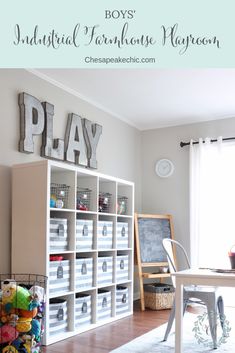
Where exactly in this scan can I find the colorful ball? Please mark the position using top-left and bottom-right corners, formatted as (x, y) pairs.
(50, 198), (56, 208)
(0, 325), (19, 343)
(16, 317), (32, 332)
(30, 319), (41, 339)
(19, 308), (37, 318)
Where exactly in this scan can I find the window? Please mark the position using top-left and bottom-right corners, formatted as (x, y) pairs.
(190, 138), (235, 269)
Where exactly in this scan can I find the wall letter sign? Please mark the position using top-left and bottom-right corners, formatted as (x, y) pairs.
(41, 102), (65, 161)
(83, 118), (102, 169)
(19, 93), (45, 153)
(18, 92), (102, 169)
(64, 113), (88, 166)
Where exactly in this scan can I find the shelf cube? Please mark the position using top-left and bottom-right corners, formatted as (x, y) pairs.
(76, 258), (93, 290)
(97, 221), (113, 249)
(116, 222), (129, 249)
(76, 219), (93, 251)
(116, 255), (129, 283)
(49, 260), (70, 295)
(97, 256), (113, 286)
(97, 290), (111, 321)
(50, 218), (68, 252)
(49, 298), (68, 336)
(116, 286), (129, 315)
(75, 294), (92, 328)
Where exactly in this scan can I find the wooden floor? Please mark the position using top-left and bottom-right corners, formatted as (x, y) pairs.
(43, 301), (170, 353)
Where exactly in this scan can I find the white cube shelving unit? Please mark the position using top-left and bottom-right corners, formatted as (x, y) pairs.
(11, 160), (134, 345)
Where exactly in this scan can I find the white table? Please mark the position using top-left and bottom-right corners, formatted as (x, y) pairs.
(173, 269), (235, 353)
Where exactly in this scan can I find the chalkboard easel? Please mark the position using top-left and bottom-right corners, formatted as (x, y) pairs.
(134, 213), (174, 311)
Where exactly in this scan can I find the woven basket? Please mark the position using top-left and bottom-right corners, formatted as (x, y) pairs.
(144, 291), (174, 310)
(144, 283), (174, 310)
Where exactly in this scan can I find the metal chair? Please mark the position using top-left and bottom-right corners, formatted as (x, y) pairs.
(162, 238), (224, 349)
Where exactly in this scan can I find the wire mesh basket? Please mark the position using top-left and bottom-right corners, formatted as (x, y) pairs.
(0, 274), (47, 353)
(117, 196), (128, 215)
(99, 192), (112, 213)
(77, 187), (92, 211)
(50, 183), (70, 209)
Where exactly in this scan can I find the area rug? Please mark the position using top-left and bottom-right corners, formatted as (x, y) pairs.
(110, 310), (235, 353)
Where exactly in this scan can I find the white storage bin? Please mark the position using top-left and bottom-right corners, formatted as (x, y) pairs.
(116, 255), (129, 282)
(76, 258), (93, 290)
(97, 256), (113, 286)
(97, 221), (113, 249)
(116, 286), (129, 315)
(50, 218), (68, 252)
(75, 294), (92, 328)
(97, 290), (111, 321)
(49, 298), (68, 336)
(116, 222), (129, 249)
(76, 219), (93, 251)
(49, 259), (70, 295)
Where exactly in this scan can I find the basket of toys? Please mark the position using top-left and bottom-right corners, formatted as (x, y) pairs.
(99, 192), (112, 213)
(117, 196), (128, 215)
(50, 183), (70, 209)
(77, 187), (92, 211)
(0, 274), (47, 353)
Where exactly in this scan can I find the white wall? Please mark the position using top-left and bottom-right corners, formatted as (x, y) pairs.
(0, 69), (142, 272)
(142, 117), (235, 257)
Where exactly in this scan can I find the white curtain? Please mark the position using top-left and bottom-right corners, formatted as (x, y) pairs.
(190, 137), (235, 269)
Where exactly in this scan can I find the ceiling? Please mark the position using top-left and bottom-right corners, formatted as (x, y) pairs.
(33, 69), (235, 131)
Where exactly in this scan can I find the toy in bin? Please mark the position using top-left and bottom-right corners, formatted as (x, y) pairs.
(50, 255), (64, 261)
(50, 194), (64, 209)
(77, 188), (91, 211)
(0, 275), (46, 353)
(77, 201), (87, 211)
(99, 193), (112, 213)
(50, 183), (70, 209)
(117, 196), (128, 215)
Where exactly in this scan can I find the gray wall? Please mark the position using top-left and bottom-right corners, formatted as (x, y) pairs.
(0, 69), (142, 272)
(1, 68), (235, 297)
(142, 117), (235, 257)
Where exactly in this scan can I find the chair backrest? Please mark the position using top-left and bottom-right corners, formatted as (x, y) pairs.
(162, 238), (191, 288)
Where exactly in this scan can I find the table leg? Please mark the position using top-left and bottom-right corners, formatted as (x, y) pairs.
(175, 278), (183, 353)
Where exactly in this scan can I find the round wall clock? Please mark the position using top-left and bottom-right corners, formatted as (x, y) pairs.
(155, 159), (174, 178)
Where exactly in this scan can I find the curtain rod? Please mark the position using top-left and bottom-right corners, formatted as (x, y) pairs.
(180, 137), (235, 148)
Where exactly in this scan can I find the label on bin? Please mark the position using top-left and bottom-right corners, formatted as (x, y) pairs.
(57, 265), (64, 278)
(83, 224), (89, 236)
(120, 260), (125, 270)
(58, 224), (65, 236)
(122, 294), (127, 303)
(102, 297), (107, 308)
(81, 263), (87, 275)
(57, 307), (64, 321)
(102, 261), (107, 272)
(82, 302), (88, 314)
(102, 225), (108, 236)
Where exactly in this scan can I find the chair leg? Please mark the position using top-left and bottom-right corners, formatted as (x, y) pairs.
(163, 299), (175, 341)
(183, 299), (188, 315)
(206, 300), (218, 350)
(217, 296), (225, 330)
(163, 298), (188, 341)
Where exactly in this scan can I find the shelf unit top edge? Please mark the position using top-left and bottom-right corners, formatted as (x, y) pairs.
(12, 160), (48, 169)
(12, 160), (134, 186)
